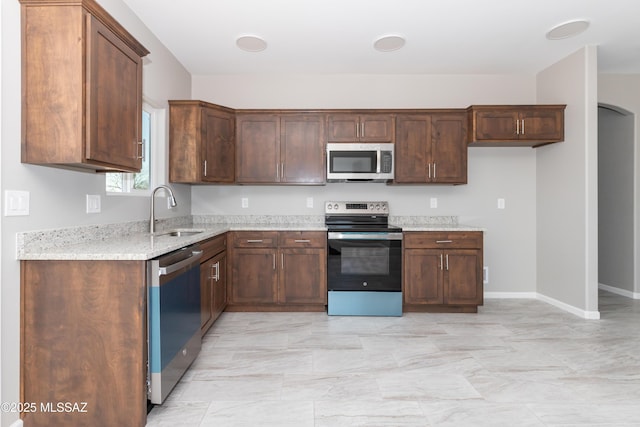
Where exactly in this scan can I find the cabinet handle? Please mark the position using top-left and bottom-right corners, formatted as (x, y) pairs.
(273, 253), (276, 270)
(428, 163), (431, 179)
(516, 119), (520, 135)
(246, 239), (263, 243)
(446, 254), (449, 271)
(203, 160), (208, 177)
(294, 239), (311, 243)
(436, 240), (453, 244)
(276, 162), (279, 179)
(440, 254), (443, 270)
(136, 140), (145, 160)
(212, 261), (220, 281)
(281, 163), (285, 180)
(521, 119), (525, 135)
(361, 122), (365, 138)
(433, 162), (436, 179)
(281, 253), (284, 269)
(356, 121), (360, 138)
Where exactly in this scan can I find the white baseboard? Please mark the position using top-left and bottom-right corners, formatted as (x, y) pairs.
(484, 291), (601, 319)
(9, 419), (24, 427)
(599, 283), (640, 299)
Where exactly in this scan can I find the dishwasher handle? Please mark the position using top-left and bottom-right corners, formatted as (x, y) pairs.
(158, 249), (203, 276)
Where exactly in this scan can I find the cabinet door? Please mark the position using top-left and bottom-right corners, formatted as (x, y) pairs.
(359, 114), (394, 142)
(444, 249), (483, 305)
(473, 110), (519, 142)
(86, 15), (143, 171)
(211, 252), (227, 321)
(281, 115), (326, 184)
(230, 248), (278, 304)
(430, 113), (467, 184)
(519, 108), (564, 142)
(403, 249), (444, 304)
(279, 248), (327, 304)
(327, 114), (360, 142)
(203, 108), (235, 183)
(236, 114), (280, 183)
(200, 259), (214, 333)
(394, 115), (430, 183)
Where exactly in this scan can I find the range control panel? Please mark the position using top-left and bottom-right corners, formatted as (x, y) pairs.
(325, 201), (389, 215)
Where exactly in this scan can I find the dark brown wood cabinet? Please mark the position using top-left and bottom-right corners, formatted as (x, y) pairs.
(403, 231), (483, 312)
(467, 105), (566, 147)
(235, 113), (325, 184)
(170, 101), (235, 184)
(327, 114), (394, 143)
(21, 260), (148, 427)
(394, 113), (467, 184)
(228, 231), (327, 310)
(19, 0), (149, 172)
(200, 234), (228, 334)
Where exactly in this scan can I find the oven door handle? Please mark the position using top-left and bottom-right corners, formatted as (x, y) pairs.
(328, 232), (403, 241)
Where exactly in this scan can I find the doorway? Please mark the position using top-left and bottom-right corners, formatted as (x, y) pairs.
(598, 104), (636, 299)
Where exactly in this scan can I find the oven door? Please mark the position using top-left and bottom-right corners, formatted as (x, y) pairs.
(327, 232), (402, 291)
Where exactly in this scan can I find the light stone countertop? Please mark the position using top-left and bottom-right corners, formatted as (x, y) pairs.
(17, 215), (483, 261)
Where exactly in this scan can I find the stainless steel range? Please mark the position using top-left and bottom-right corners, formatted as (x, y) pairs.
(325, 201), (403, 316)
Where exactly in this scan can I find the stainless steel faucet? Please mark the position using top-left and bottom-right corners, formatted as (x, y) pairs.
(150, 185), (177, 234)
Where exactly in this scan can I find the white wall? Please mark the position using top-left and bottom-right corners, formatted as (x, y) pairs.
(536, 46), (600, 317)
(599, 74), (640, 296)
(0, 0), (192, 425)
(191, 74), (539, 297)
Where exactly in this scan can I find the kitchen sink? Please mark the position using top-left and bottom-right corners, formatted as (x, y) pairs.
(155, 229), (204, 237)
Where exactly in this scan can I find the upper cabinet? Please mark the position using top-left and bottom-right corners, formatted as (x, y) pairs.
(467, 105), (566, 147)
(327, 114), (394, 143)
(394, 112), (467, 184)
(236, 112), (325, 184)
(169, 101), (235, 184)
(19, 0), (149, 172)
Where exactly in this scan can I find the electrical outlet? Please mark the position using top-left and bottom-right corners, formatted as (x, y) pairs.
(306, 197), (314, 208)
(483, 266), (489, 284)
(430, 198), (438, 209)
(241, 197), (249, 208)
(497, 198), (505, 209)
(86, 194), (101, 214)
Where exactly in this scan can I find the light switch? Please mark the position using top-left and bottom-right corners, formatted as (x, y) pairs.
(5, 190), (30, 216)
(86, 194), (101, 214)
(430, 198), (438, 209)
(241, 197), (249, 208)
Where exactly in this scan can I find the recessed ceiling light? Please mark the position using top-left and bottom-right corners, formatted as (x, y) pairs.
(236, 35), (267, 52)
(546, 20), (590, 40)
(374, 35), (406, 52)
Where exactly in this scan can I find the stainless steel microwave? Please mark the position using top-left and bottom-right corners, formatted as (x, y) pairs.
(326, 143), (394, 182)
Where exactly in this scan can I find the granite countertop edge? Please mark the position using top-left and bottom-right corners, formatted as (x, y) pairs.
(17, 215), (484, 261)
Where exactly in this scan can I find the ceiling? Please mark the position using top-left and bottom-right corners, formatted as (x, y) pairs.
(121, 0), (640, 75)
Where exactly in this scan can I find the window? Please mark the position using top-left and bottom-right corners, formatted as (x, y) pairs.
(106, 101), (165, 195)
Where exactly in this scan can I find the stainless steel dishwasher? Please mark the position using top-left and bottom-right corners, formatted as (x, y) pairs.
(147, 244), (203, 404)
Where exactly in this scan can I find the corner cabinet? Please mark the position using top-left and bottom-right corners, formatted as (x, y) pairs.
(169, 101), (235, 184)
(394, 112), (467, 184)
(19, 0), (150, 172)
(235, 112), (326, 184)
(467, 105), (566, 147)
(228, 231), (327, 311)
(403, 231), (483, 312)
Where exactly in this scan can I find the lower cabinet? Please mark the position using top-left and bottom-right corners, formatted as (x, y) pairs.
(200, 234), (227, 335)
(228, 231), (327, 311)
(403, 231), (483, 312)
(21, 260), (148, 427)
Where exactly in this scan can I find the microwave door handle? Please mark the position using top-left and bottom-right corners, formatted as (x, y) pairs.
(376, 150), (381, 173)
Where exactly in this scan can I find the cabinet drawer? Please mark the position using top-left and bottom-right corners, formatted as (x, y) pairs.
(232, 231), (278, 248)
(279, 231), (327, 248)
(200, 233), (226, 261)
(404, 231), (482, 249)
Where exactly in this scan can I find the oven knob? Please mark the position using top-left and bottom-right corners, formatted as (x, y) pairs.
(369, 204), (373, 210)
(333, 203), (339, 210)
(375, 204), (381, 210)
(362, 281), (368, 287)
(327, 204), (332, 210)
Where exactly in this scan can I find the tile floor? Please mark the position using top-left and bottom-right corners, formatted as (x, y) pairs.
(146, 290), (640, 426)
